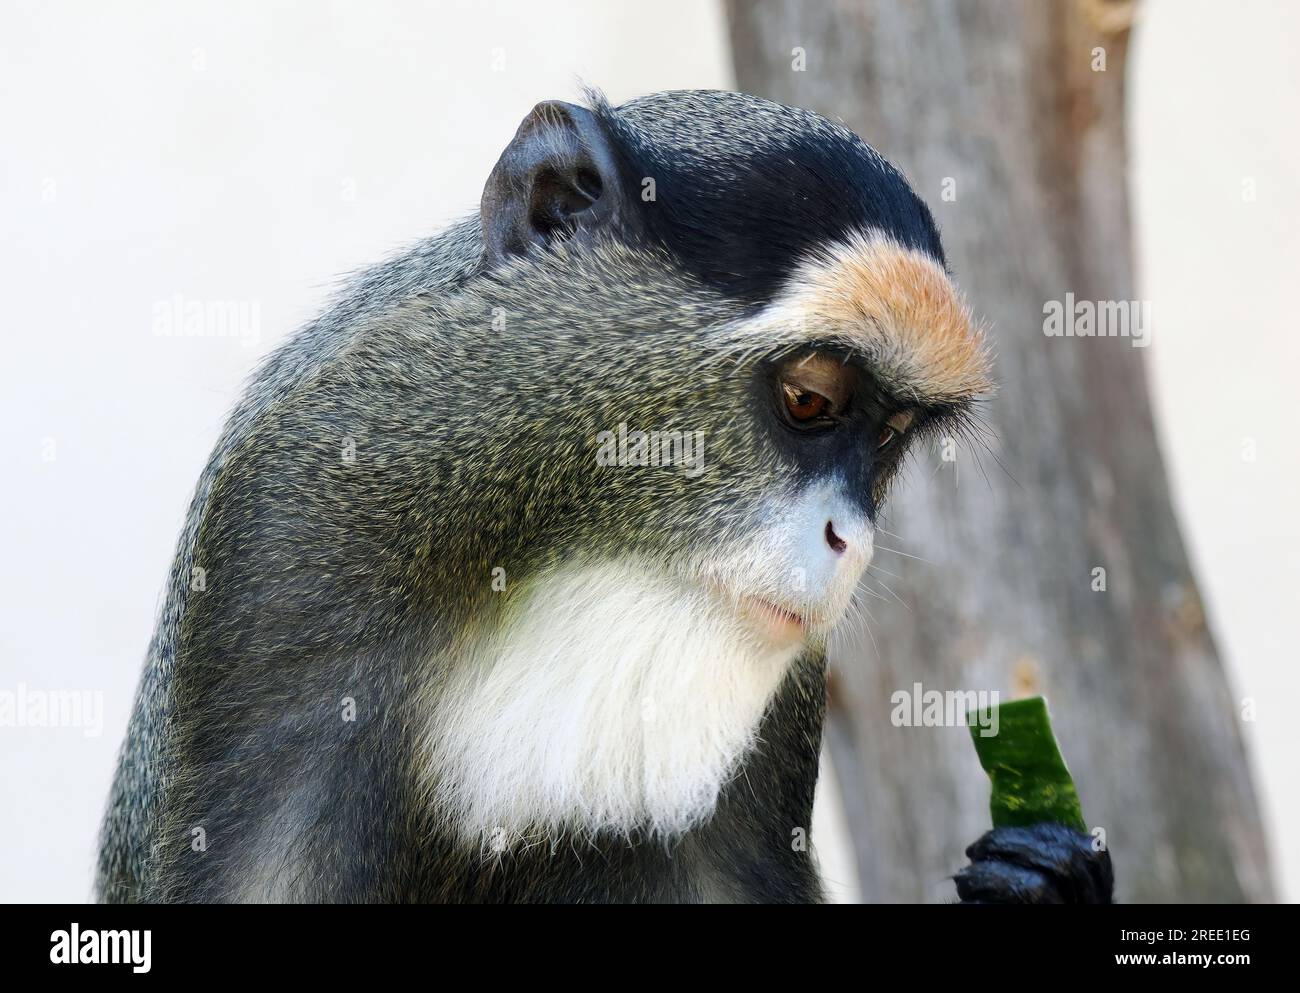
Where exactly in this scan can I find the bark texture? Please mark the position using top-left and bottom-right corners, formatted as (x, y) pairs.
(727, 0), (1274, 902)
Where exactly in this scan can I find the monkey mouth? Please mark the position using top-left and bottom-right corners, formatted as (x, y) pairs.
(736, 594), (810, 645)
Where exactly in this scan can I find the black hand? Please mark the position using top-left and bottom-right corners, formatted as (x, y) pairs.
(954, 822), (1113, 904)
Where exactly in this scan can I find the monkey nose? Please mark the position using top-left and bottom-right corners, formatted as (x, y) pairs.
(825, 520), (848, 554)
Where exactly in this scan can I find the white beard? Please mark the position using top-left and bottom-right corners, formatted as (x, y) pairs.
(420, 559), (803, 848)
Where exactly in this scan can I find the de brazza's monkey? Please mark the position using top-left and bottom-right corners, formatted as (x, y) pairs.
(99, 89), (1113, 904)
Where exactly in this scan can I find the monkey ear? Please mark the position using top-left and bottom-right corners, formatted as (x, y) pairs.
(480, 100), (624, 263)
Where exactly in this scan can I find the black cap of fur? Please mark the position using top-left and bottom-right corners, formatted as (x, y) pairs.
(588, 89), (945, 305)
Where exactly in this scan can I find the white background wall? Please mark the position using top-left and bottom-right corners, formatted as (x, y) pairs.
(1130, 0), (1300, 903)
(1, 0), (1294, 902)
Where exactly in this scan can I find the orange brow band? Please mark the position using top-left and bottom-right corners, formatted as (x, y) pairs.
(728, 231), (993, 404)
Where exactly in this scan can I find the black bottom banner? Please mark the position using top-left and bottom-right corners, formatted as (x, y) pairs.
(2, 902), (1286, 981)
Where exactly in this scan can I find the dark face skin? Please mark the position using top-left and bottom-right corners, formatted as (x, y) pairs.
(758, 350), (930, 522)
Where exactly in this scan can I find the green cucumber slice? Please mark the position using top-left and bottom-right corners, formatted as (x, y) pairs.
(968, 696), (1086, 833)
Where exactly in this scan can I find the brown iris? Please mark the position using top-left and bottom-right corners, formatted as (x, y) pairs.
(877, 411), (914, 450)
(782, 383), (830, 422)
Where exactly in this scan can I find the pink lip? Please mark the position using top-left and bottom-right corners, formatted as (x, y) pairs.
(749, 597), (805, 625)
(739, 594), (809, 639)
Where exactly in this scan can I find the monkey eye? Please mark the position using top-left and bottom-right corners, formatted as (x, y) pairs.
(877, 410), (915, 450)
(782, 383), (832, 423)
(776, 353), (855, 430)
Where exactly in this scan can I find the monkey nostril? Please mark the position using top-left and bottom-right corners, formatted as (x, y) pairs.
(825, 520), (847, 554)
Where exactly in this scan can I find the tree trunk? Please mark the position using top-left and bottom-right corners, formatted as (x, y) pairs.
(727, 0), (1274, 902)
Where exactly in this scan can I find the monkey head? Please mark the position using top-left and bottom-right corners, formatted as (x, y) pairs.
(433, 89), (992, 653)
